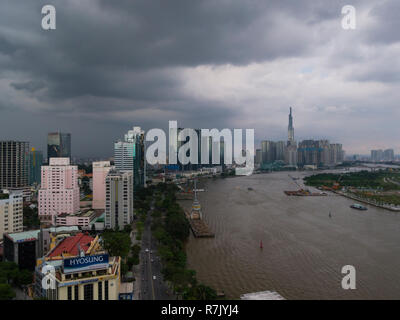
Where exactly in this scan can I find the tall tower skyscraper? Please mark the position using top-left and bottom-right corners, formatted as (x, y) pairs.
(105, 170), (133, 230)
(29, 147), (43, 186)
(114, 127), (146, 188)
(0, 141), (30, 189)
(47, 132), (71, 163)
(285, 107), (297, 167)
(288, 107), (295, 144)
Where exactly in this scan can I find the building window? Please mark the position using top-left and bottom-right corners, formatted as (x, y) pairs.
(67, 286), (72, 300)
(84, 284), (94, 300)
(98, 281), (103, 300)
(74, 285), (79, 300)
(105, 280), (109, 300)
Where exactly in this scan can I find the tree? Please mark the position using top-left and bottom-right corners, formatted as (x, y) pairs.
(101, 231), (131, 258)
(0, 284), (15, 300)
(15, 269), (33, 287)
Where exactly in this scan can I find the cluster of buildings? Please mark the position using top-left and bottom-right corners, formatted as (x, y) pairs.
(370, 149), (395, 162)
(255, 108), (345, 169)
(0, 128), (148, 299)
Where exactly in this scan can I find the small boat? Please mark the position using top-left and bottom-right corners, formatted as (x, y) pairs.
(350, 203), (367, 211)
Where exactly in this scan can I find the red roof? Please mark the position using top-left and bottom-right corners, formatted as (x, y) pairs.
(49, 233), (94, 258)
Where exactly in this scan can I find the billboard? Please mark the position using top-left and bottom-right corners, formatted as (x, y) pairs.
(63, 254), (109, 274)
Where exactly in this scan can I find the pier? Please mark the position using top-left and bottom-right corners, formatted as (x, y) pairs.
(284, 189), (327, 196)
(185, 210), (215, 238)
(185, 179), (215, 238)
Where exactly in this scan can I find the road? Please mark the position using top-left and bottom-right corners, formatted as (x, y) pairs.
(139, 205), (175, 300)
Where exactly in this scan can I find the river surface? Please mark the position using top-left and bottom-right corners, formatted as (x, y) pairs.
(184, 171), (400, 299)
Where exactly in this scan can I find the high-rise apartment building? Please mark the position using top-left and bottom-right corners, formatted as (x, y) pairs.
(275, 141), (286, 161)
(330, 143), (344, 165)
(0, 190), (23, 236)
(0, 141), (30, 189)
(261, 141), (276, 164)
(371, 149), (384, 162)
(29, 147), (43, 186)
(297, 140), (343, 167)
(105, 170), (133, 230)
(114, 127), (145, 188)
(92, 161), (112, 210)
(384, 149), (394, 161)
(255, 149), (262, 165)
(38, 158), (79, 225)
(47, 132), (71, 163)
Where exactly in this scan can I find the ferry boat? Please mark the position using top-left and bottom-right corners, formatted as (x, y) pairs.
(350, 203), (367, 211)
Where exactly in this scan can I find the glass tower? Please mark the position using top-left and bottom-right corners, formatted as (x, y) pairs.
(47, 132), (71, 162)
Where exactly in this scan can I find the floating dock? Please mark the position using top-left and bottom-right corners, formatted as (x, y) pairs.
(185, 210), (215, 238)
(284, 189), (327, 196)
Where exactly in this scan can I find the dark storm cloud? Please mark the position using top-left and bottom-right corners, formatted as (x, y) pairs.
(10, 80), (46, 92)
(0, 0), (399, 156)
(1, 0), (341, 102)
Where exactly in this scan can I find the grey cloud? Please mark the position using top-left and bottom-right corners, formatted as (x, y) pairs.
(0, 0), (399, 157)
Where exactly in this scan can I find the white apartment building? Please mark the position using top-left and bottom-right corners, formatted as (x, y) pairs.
(0, 190), (23, 236)
(92, 161), (112, 210)
(38, 158), (79, 225)
(105, 170), (133, 230)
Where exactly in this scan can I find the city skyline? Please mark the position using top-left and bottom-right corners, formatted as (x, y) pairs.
(1, 1), (400, 157)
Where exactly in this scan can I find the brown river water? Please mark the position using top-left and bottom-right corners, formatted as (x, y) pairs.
(183, 171), (400, 299)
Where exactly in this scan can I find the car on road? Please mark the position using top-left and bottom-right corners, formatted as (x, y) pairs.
(145, 248), (149, 252)
(153, 276), (156, 280)
(151, 259), (154, 263)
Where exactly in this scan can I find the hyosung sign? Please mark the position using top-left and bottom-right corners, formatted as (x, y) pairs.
(63, 254), (109, 274)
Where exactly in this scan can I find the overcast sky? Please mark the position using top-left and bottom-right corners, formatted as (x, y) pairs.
(0, 0), (399, 157)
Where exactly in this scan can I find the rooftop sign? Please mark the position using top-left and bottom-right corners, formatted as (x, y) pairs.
(63, 254), (109, 274)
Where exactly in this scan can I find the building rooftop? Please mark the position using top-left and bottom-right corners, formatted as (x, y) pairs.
(46, 226), (79, 233)
(6, 230), (41, 243)
(48, 233), (94, 258)
(240, 291), (285, 300)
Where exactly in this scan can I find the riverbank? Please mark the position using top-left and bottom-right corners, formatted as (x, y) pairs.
(333, 190), (400, 212)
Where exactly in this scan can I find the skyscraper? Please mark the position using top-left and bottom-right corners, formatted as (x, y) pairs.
(384, 149), (394, 161)
(0, 141), (30, 189)
(114, 127), (146, 188)
(371, 149), (384, 162)
(285, 107), (297, 166)
(47, 132), (71, 163)
(288, 107), (295, 144)
(29, 147), (43, 186)
(261, 141), (276, 164)
(105, 170), (133, 230)
(38, 158), (79, 225)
